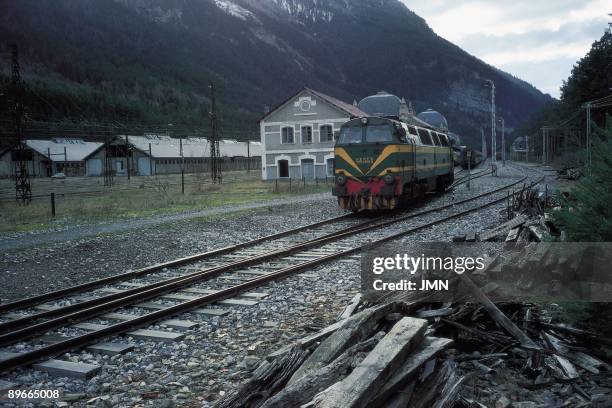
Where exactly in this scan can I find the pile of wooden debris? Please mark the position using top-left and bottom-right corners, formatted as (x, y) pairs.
(455, 185), (563, 243)
(215, 273), (611, 408)
(557, 168), (582, 181)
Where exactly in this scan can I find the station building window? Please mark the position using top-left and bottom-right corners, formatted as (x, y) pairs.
(281, 127), (294, 144)
(301, 126), (313, 144)
(320, 125), (333, 142)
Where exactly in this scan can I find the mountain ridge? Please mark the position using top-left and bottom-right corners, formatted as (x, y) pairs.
(0, 0), (551, 146)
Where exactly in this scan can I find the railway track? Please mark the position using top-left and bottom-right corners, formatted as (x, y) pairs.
(0, 171), (540, 375)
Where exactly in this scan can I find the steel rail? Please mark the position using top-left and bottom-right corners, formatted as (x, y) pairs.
(0, 175), (544, 374)
(0, 175), (530, 343)
(0, 213), (358, 314)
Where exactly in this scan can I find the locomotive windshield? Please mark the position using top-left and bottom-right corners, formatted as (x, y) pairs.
(338, 126), (363, 144)
(365, 124), (394, 143)
(337, 122), (396, 145)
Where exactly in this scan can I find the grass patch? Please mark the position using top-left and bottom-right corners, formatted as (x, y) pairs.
(0, 177), (331, 233)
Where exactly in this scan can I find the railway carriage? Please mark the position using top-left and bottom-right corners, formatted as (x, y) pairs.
(332, 116), (454, 211)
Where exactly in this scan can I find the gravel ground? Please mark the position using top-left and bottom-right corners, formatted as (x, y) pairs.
(0, 192), (333, 253)
(0, 162), (559, 407)
(0, 194), (344, 303)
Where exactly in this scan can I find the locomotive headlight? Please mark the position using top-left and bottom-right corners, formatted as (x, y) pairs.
(383, 173), (395, 185)
(336, 174), (347, 185)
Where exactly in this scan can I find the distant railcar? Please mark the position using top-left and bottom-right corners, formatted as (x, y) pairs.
(454, 145), (483, 169)
(332, 117), (454, 211)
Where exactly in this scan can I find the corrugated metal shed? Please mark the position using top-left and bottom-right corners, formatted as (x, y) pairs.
(25, 139), (104, 162)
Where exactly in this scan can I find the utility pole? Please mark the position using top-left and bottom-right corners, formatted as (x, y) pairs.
(585, 101), (592, 174)
(498, 117), (505, 166)
(9, 43), (32, 204)
(480, 127), (486, 161)
(208, 81), (222, 184)
(485, 80), (496, 162)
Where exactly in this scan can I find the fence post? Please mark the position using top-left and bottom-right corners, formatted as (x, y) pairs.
(303, 176), (305, 188)
(51, 192), (56, 217)
(506, 191), (510, 220)
(275, 179), (278, 192)
(181, 170), (185, 195)
(289, 178), (292, 192)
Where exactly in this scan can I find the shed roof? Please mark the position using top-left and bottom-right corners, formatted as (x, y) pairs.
(116, 135), (261, 158)
(25, 139), (104, 162)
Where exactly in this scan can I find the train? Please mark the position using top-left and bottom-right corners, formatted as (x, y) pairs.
(453, 145), (484, 169)
(332, 116), (454, 211)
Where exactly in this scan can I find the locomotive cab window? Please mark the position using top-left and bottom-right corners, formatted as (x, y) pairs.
(366, 124), (394, 143)
(431, 133), (442, 146)
(417, 128), (434, 145)
(438, 133), (450, 147)
(338, 126), (363, 144)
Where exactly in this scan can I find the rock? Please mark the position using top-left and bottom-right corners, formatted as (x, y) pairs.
(496, 396), (511, 408)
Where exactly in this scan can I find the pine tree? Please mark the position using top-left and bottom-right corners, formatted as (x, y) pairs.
(553, 118), (612, 241)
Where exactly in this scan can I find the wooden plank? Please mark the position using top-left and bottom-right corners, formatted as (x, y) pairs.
(506, 227), (521, 242)
(416, 308), (453, 319)
(338, 294), (361, 320)
(554, 355), (579, 380)
(368, 337), (453, 406)
(478, 214), (528, 241)
(459, 273), (539, 349)
(289, 302), (400, 385)
(313, 317), (427, 408)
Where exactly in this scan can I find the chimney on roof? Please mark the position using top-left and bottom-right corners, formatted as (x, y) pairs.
(399, 97), (414, 121)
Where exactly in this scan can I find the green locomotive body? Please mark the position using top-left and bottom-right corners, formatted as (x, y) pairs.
(332, 116), (454, 211)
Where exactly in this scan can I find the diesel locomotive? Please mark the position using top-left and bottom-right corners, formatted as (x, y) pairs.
(332, 116), (454, 211)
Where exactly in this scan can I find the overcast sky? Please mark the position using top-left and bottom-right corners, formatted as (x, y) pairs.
(400, 0), (611, 98)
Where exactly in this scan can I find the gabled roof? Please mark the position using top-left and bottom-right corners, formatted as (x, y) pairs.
(258, 87), (367, 123)
(25, 139), (103, 162)
(85, 135), (262, 160)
